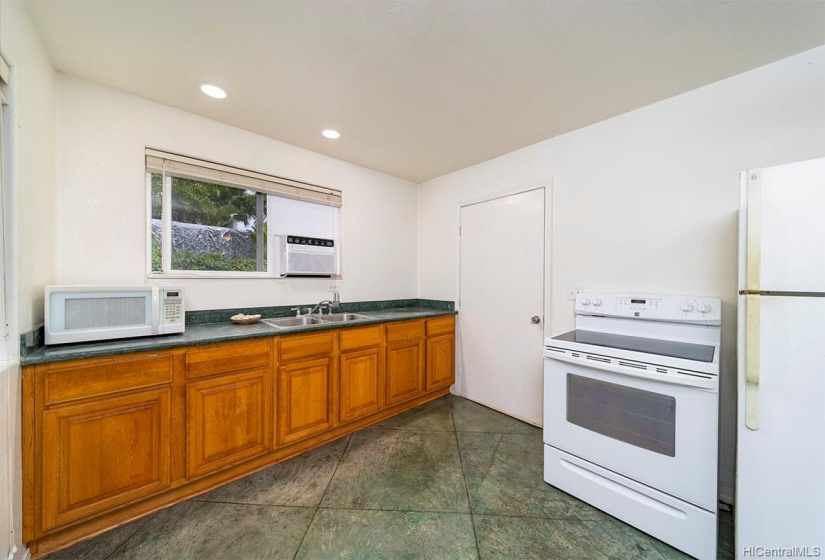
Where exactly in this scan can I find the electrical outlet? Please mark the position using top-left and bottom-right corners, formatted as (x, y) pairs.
(567, 286), (583, 301)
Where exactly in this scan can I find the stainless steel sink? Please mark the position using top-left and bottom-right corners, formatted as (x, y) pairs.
(262, 313), (371, 329)
(262, 316), (325, 328)
(318, 313), (372, 323)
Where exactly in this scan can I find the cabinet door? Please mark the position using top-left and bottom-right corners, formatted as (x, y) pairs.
(386, 340), (425, 406)
(339, 347), (383, 423)
(41, 389), (171, 531)
(426, 334), (455, 391)
(278, 357), (334, 445)
(186, 368), (271, 478)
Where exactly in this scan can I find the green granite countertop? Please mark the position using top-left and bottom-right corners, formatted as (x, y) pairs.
(21, 306), (456, 366)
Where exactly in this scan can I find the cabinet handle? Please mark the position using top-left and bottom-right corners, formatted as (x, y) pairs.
(531, 316), (541, 324)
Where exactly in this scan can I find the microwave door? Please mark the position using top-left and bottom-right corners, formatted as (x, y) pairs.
(45, 289), (155, 344)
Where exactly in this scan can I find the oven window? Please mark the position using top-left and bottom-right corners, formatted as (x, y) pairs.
(567, 374), (676, 457)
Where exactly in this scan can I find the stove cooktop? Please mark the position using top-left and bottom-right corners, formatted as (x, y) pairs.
(550, 329), (716, 363)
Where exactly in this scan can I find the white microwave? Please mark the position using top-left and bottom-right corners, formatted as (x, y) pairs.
(45, 285), (185, 345)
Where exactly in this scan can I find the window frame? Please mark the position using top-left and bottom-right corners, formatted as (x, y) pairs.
(146, 149), (342, 279)
(0, 57), (11, 357)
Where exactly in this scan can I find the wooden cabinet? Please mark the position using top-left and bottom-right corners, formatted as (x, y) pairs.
(186, 369), (271, 478)
(42, 389), (171, 531)
(34, 353), (174, 533)
(339, 326), (384, 423)
(22, 315), (455, 558)
(426, 317), (456, 391)
(277, 332), (336, 445)
(184, 340), (273, 479)
(385, 321), (425, 406)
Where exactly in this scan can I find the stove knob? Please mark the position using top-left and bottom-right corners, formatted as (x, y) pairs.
(592, 297), (602, 306)
(680, 302), (695, 312)
(580, 295), (592, 305)
(696, 303), (712, 314)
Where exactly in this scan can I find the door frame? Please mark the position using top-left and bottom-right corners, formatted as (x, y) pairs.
(454, 182), (553, 397)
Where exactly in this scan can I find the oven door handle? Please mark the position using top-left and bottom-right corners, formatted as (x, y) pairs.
(546, 352), (715, 390)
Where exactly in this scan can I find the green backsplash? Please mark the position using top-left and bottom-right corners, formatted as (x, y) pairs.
(185, 298), (454, 325)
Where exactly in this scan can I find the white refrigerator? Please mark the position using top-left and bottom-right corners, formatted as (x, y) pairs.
(737, 156), (825, 558)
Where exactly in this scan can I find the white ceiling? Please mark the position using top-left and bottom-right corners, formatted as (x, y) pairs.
(23, 0), (825, 183)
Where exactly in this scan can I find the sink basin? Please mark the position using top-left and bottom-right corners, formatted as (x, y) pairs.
(318, 313), (372, 323)
(261, 313), (371, 328)
(262, 316), (324, 328)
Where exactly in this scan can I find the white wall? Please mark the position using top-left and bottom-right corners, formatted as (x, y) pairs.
(417, 46), (825, 503)
(0, 0), (58, 558)
(56, 75), (418, 310)
(1, 0), (57, 333)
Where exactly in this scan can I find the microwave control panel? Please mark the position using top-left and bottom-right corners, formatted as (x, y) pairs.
(161, 288), (184, 325)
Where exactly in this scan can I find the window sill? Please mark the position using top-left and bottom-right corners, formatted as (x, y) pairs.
(147, 272), (341, 280)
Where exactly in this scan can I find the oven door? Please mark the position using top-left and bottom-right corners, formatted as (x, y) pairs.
(543, 351), (718, 511)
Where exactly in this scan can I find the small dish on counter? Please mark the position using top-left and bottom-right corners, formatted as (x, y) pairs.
(230, 313), (261, 325)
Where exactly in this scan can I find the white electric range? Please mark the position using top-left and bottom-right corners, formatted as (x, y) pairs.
(543, 292), (721, 560)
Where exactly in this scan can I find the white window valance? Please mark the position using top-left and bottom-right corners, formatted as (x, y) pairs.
(145, 148), (342, 207)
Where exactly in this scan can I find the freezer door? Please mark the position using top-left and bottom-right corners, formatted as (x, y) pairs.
(737, 295), (825, 556)
(742, 157), (825, 292)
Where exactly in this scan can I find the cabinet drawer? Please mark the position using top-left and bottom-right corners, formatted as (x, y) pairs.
(340, 325), (382, 351)
(426, 316), (455, 337)
(186, 339), (271, 379)
(43, 352), (173, 406)
(280, 332), (335, 362)
(386, 320), (425, 343)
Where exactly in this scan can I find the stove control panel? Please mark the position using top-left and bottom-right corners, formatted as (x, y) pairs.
(576, 292), (721, 325)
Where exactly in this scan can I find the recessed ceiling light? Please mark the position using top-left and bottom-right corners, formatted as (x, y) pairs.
(199, 83), (228, 99)
(322, 129), (341, 139)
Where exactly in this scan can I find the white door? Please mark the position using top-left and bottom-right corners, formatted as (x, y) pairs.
(459, 188), (545, 425)
(743, 157), (825, 292)
(736, 294), (825, 556)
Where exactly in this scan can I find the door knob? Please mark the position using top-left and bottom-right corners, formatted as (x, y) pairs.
(531, 316), (541, 324)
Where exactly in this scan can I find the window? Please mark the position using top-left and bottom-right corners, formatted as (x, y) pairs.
(149, 172), (267, 273)
(147, 150), (342, 277)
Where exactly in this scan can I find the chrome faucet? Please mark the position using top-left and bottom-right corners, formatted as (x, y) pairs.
(310, 300), (333, 316)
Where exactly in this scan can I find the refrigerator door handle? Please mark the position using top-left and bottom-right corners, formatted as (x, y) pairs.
(745, 294), (760, 430)
(746, 170), (762, 292)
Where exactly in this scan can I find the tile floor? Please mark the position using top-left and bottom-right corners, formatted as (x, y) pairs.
(47, 395), (733, 559)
